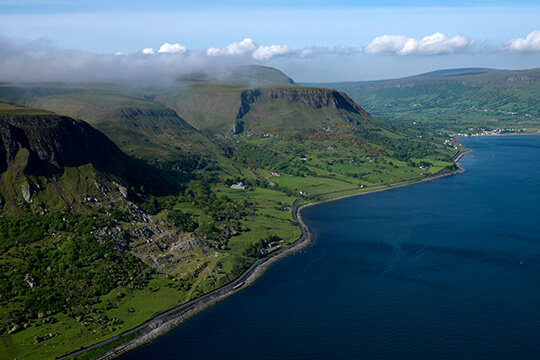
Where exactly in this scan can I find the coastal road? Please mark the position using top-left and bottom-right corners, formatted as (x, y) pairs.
(59, 146), (465, 360)
(59, 202), (313, 360)
(58, 255), (268, 360)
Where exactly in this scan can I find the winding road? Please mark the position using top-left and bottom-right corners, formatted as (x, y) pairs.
(58, 143), (465, 360)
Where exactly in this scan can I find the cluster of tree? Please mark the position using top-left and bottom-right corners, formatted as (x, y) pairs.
(289, 164), (314, 178)
(0, 213), (151, 335)
(289, 129), (383, 155)
(166, 210), (198, 232)
(138, 196), (165, 215)
(243, 234), (282, 259)
(230, 142), (288, 170)
(195, 221), (247, 249)
(181, 181), (254, 221)
(148, 153), (208, 173)
(0, 213), (107, 253)
(355, 128), (444, 161)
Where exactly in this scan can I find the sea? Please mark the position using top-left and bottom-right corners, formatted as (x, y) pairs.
(121, 135), (540, 360)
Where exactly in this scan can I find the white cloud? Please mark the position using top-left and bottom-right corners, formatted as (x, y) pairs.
(158, 42), (186, 54)
(413, 33), (472, 55)
(300, 48), (314, 57)
(206, 38), (293, 61)
(363, 35), (410, 56)
(0, 35), (216, 82)
(252, 44), (292, 61)
(3, 32), (539, 84)
(363, 32), (474, 56)
(298, 46), (359, 58)
(506, 31), (540, 53)
(207, 38), (257, 56)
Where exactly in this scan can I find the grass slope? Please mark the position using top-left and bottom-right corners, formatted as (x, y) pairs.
(314, 68), (540, 134)
(0, 71), (462, 359)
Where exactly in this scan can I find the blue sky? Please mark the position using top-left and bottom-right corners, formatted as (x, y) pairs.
(1, 1), (539, 82)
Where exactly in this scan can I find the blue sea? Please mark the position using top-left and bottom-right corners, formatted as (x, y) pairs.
(121, 135), (540, 360)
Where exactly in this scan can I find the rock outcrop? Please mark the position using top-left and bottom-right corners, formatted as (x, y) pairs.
(237, 87), (370, 120)
(0, 103), (171, 213)
(0, 113), (129, 177)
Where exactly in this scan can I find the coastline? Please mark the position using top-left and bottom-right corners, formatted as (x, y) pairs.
(63, 153), (466, 360)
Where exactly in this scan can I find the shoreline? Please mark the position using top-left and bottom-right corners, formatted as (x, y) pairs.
(64, 154), (466, 360)
(456, 131), (540, 138)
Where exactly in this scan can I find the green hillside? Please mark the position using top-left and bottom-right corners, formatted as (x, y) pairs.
(147, 79), (456, 184)
(0, 66), (462, 359)
(0, 102), (184, 359)
(153, 84), (374, 135)
(0, 83), (240, 185)
(316, 68), (540, 135)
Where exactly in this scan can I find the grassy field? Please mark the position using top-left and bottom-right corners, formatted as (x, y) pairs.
(321, 68), (540, 134)
(1, 275), (184, 360)
(0, 77), (462, 359)
(0, 100), (53, 116)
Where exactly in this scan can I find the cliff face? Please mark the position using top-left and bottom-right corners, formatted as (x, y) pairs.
(237, 87), (371, 120)
(0, 105), (176, 214)
(0, 114), (127, 177)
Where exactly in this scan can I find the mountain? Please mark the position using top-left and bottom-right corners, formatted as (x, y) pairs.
(0, 100), (169, 214)
(415, 68), (499, 77)
(227, 65), (296, 87)
(314, 67), (540, 133)
(0, 66), (459, 360)
(152, 84), (374, 136)
(0, 83), (236, 184)
(178, 65), (296, 87)
(0, 66), (457, 188)
(1, 101), (127, 176)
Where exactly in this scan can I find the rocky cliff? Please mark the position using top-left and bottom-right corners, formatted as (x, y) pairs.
(0, 103), (171, 214)
(0, 114), (127, 177)
(237, 87), (370, 120)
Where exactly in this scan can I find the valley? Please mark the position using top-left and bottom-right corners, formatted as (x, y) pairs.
(316, 67), (540, 136)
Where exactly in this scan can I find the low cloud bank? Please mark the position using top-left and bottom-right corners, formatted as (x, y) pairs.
(207, 38), (358, 61)
(1, 31), (538, 83)
(0, 36), (239, 83)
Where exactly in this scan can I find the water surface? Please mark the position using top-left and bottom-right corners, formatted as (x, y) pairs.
(122, 135), (540, 360)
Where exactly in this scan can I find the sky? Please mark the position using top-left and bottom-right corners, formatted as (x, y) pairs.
(1, 0), (539, 82)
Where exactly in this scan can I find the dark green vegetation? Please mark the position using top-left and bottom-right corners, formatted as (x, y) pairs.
(317, 68), (540, 135)
(0, 66), (462, 359)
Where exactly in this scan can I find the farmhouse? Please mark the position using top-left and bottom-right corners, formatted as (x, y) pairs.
(230, 182), (248, 190)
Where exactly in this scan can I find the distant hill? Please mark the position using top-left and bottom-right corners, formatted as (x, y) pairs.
(228, 65), (296, 87)
(153, 84), (374, 136)
(315, 68), (540, 133)
(178, 65), (296, 87)
(415, 68), (500, 78)
(0, 65), (455, 172)
(0, 66), (296, 178)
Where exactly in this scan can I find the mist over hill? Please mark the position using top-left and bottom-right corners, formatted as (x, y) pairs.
(0, 65), (466, 359)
